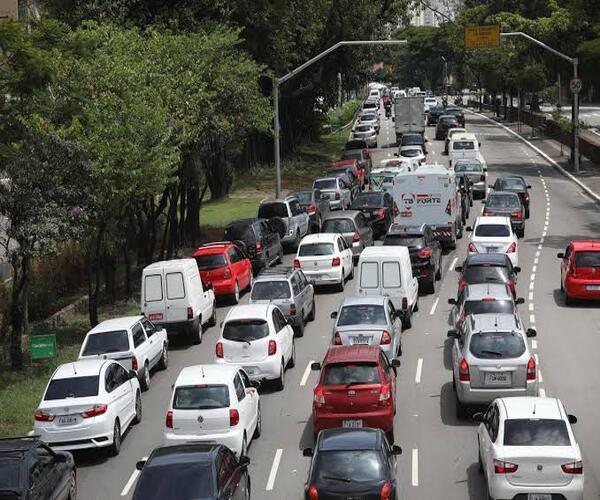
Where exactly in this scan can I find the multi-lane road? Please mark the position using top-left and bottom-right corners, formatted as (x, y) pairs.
(73, 105), (600, 499)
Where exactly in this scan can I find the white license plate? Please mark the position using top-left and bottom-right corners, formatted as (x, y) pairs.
(587, 285), (600, 291)
(351, 335), (371, 345)
(486, 247), (499, 253)
(485, 372), (511, 385)
(528, 494), (551, 500)
(57, 416), (79, 426)
(148, 313), (163, 321)
(342, 419), (363, 428)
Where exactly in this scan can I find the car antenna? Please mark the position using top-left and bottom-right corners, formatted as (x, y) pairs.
(494, 315), (498, 328)
(202, 366), (205, 378)
(533, 402), (536, 415)
(72, 363), (77, 375)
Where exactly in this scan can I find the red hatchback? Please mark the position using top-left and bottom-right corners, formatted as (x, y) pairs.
(311, 346), (400, 442)
(192, 242), (253, 304)
(558, 240), (600, 303)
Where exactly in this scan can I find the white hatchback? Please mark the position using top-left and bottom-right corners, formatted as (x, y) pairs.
(215, 304), (295, 390)
(294, 233), (354, 291)
(467, 216), (519, 266)
(163, 364), (260, 457)
(33, 359), (141, 456)
(475, 397), (583, 500)
(397, 145), (426, 164)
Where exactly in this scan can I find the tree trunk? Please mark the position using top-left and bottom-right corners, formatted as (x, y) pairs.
(87, 225), (105, 327)
(124, 242), (132, 297)
(9, 252), (31, 370)
(102, 254), (116, 304)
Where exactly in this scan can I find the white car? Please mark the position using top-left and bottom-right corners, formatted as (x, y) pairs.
(215, 303), (295, 390)
(358, 112), (380, 132)
(163, 364), (261, 457)
(475, 397), (583, 500)
(294, 233), (354, 291)
(424, 97), (437, 112)
(33, 359), (141, 456)
(467, 216), (519, 266)
(398, 145), (426, 164)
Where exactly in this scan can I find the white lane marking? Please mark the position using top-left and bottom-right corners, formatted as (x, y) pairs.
(429, 297), (439, 315)
(529, 281), (534, 290)
(532, 339), (538, 349)
(532, 265), (537, 273)
(528, 303), (534, 311)
(534, 353), (540, 364)
(542, 231), (547, 237)
(266, 449), (283, 491)
(121, 457), (148, 496)
(530, 273), (536, 282)
(528, 292), (534, 301)
(448, 257), (458, 272)
(530, 314), (536, 324)
(412, 449), (419, 486)
(534, 257), (539, 265)
(539, 388), (546, 397)
(538, 244), (543, 250)
(415, 358), (423, 384)
(538, 370), (544, 383)
(300, 360), (314, 387)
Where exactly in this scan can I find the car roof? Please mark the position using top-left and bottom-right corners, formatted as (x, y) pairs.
(499, 397), (564, 421)
(464, 283), (512, 300)
(332, 159), (358, 167)
(452, 133), (477, 141)
(175, 364), (239, 386)
(318, 428), (382, 451)
(254, 267), (297, 281)
(314, 177), (338, 183)
(0, 436), (41, 453)
(465, 253), (511, 266)
(323, 210), (360, 221)
(193, 242), (236, 256)
(225, 218), (259, 228)
(340, 295), (387, 307)
(454, 158), (482, 165)
(144, 258), (197, 271)
(569, 240), (600, 250)
(439, 114), (458, 120)
(467, 313), (519, 333)
(360, 246), (409, 258)
(488, 191), (520, 199)
(53, 359), (110, 379)
(300, 233), (339, 244)
(402, 133), (422, 139)
(400, 145), (423, 150)
(225, 303), (272, 321)
(403, 164), (450, 176)
(475, 216), (510, 225)
(88, 316), (143, 334)
(324, 345), (381, 364)
(147, 444), (221, 466)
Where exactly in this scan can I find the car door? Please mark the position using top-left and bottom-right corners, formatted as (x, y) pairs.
(141, 318), (163, 367)
(479, 404), (499, 480)
(107, 364), (134, 427)
(560, 244), (572, 285)
(290, 198), (309, 237)
(379, 351), (396, 408)
(289, 273), (303, 319)
(235, 246), (253, 287)
(356, 213), (373, 248)
(217, 449), (242, 499)
(336, 237), (351, 276)
(338, 179), (351, 206)
(165, 270), (188, 323)
(386, 300), (402, 351)
(29, 445), (62, 500)
(274, 308), (293, 364)
(452, 325), (467, 383)
(234, 371), (257, 438)
(260, 221), (276, 262)
(298, 271), (314, 320)
(131, 321), (152, 370)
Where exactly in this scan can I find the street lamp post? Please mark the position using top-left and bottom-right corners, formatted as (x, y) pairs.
(272, 39), (408, 198)
(441, 56), (448, 94)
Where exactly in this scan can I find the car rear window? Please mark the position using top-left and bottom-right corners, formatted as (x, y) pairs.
(195, 254), (228, 271)
(322, 219), (355, 234)
(251, 281), (291, 300)
(401, 135), (422, 146)
(439, 117), (458, 124)
(383, 235), (424, 248)
(351, 193), (383, 208)
(82, 330), (129, 356)
(356, 125), (374, 132)
(486, 194), (521, 209)
(314, 450), (385, 482)
(469, 332), (525, 359)
(173, 385), (230, 410)
(360, 114), (376, 121)
(223, 320), (269, 341)
(400, 148), (421, 158)
(258, 202), (288, 219)
(0, 455), (20, 489)
(452, 141), (475, 150)
(455, 162), (482, 172)
(475, 224), (510, 237)
(497, 178), (526, 190)
(574, 251), (600, 267)
(337, 305), (387, 326)
(133, 462), (214, 500)
(323, 362), (381, 385)
(298, 243), (334, 256)
(464, 299), (514, 316)
(503, 419), (571, 446)
(44, 376), (100, 400)
(314, 179), (337, 190)
(463, 264), (509, 284)
(224, 223), (255, 243)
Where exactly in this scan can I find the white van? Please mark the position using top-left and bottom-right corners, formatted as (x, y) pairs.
(141, 259), (216, 344)
(448, 133), (486, 169)
(356, 246), (419, 329)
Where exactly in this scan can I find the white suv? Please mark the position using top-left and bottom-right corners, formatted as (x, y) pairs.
(215, 304), (295, 390)
(467, 216), (519, 266)
(164, 364), (260, 457)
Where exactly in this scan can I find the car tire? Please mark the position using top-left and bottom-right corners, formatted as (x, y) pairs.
(349, 264), (355, 280)
(386, 429), (395, 445)
(565, 291), (574, 306)
(277, 247), (284, 264)
(478, 447), (484, 473)
(397, 341), (402, 357)
(402, 310), (412, 330)
(253, 403), (262, 439)
(337, 272), (345, 292)
(67, 470), (77, 500)
(157, 344), (168, 370)
(240, 435), (247, 459)
(192, 318), (202, 345)
(525, 208), (530, 219)
(518, 228), (525, 238)
(293, 231), (300, 251)
(288, 341), (296, 368)
(294, 319), (304, 338)
(140, 363), (150, 392)
(208, 302), (217, 327)
(108, 420), (121, 457)
(274, 362), (285, 391)
(308, 300), (316, 321)
(413, 295), (419, 312)
(133, 391), (142, 424)
(231, 281), (240, 305)
(424, 277), (435, 294)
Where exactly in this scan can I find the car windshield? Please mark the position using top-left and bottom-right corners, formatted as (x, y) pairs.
(258, 203), (288, 219)
(452, 141), (475, 150)
(574, 251), (600, 267)
(223, 320), (269, 341)
(298, 243), (334, 256)
(337, 304), (387, 326)
(314, 450), (386, 483)
(383, 235), (423, 248)
(463, 265), (509, 283)
(173, 385), (230, 410)
(133, 462), (214, 500)
(195, 254), (228, 271)
(469, 332), (525, 359)
(0, 455), (20, 490)
(323, 362), (380, 385)
(455, 162), (482, 173)
(82, 330), (129, 356)
(475, 224), (510, 237)
(224, 224), (254, 243)
(486, 194), (521, 209)
(45, 376), (100, 400)
(503, 419), (571, 446)
(440, 117), (458, 124)
(351, 194), (382, 208)
(251, 281), (291, 300)
(322, 219), (355, 234)
(360, 115), (376, 121)
(400, 149), (421, 158)
(314, 179), (337, 190)
(497, 178), (526, 190)
(402, 135), (422, 146)
(464, 300), (514, 316)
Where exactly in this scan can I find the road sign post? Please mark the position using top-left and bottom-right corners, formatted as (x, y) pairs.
(30, 334), (57, 361)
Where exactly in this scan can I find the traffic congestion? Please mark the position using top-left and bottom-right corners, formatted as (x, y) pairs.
(7, 83), (600, 500)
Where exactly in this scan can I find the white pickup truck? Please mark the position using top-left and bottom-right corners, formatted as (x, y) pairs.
(78, 315), (168, 391)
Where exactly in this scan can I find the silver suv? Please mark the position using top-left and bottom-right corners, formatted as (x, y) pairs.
(249, 268), (315, 337)
(257, 196), (310, 250)
(448, 313), (537, 418)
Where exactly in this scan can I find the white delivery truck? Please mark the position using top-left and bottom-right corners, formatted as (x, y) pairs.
(393, 96), (425, 145)
(391, 164), (463, 249)
(448, 132), (486, 169)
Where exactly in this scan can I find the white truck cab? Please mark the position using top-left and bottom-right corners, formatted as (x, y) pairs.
(448, 133), (485, 169)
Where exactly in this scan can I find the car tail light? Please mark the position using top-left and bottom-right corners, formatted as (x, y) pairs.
(313, 387), (325, 406)
(335, 192), (340, 200)
(393, 204), (399, 216)
(376, 208), (387, 218)
(402, 297), (408, 312)
(165, 410), (173, 429)
(332, 256), (341, 266)
(468, 242), (477, 253)
(223, 268), (232, 279)
(34, 410), (54, 422)
(527, 357), (536, 380)
(494, 459), (518, 474)
(507, 278), (516, 295)
(353, 231), (360, 242)
(215, 342), (224, 358)
(524, 192), (529, 202)
(268, 340), (277, 356)
(420, 158), (426, 164)
(380, 482), (392, 500)
(561, 461), (583, 474)
(512, 210), (523, 219)
(131, 355), (138, 371)
(256, 242), (263, 253)
(187, 307), (194, 320)
(333, 331), (342, 345)
(459, 359), (470, 381)
(482, 297), (496, 302)
(308, 203), (317, 215)
(82, 404), (108, 418)
(290, 304), (296, 316)
(229, 409), (240, 426)
(418, 248), (432, 259)
(483, 210), (492, 216)
(308, 484), (319, 500)
(378, 384), (392, 406)
(507, 242), (517, 253)
(458, 278), (467, 290)
(293, 258), (302, 269)
(380, 330), (392, 345)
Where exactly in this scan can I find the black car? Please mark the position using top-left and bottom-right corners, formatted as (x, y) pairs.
(133, 444), (250, 500)
(483, 191), (525, 237)
(426, 105), (445, 125)
(443, 106), (465, 127)
(344, 139), (372, 153)
(350, 191), (397, 238)
(223, 218), (283, 273)
(303, 428), (402, 500)
(492, 175), (531, 218)
(0, 436), (76, 500)
(455, 253), (521, 297)
(435, 115), (459, 140)
(290, 188), (330, 232)
(400, 132), (427, 154)
(383, 223), (442, 293)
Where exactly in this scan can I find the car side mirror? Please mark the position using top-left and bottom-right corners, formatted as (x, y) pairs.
(391, 359), (401, 368)
(465, 226), (473, 232)
(483, 167), (488, 172)
(330, 311), (338, 319)
(392, 117), (395, 122)
(527, 185), (532, 189)
(568, 414), (578, 424)
(238, 455), (251, 467)
(394, 153), (399, 157)
(448, 298), (457, 305)
(447, 329), (459, 339)
(311, 362), (322, 371)
(515, 297), (525, 305)
(303, 448), (314, 457)
(514, 266), (521, 273)
(526, 328), (537, 338)
(220, 321), (224, 328)
(472, 412), (485, 423)
(455, 266), (463, 273)
(129, 370), (137, 380)
(136, 460), (146, 471)
(557, 253), (564, 259)
(391, 445), (402, 455)
(250, 380), (261, 389)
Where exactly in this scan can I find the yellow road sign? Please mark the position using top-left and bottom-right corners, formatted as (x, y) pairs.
(464, 25), (501, 49)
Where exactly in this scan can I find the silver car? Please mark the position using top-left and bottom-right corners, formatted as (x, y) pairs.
(358, 112), (380, 132)
(330, 296), (403, 358)
(448, 313), (538, 418)
(257, 196), (310, 250)
(352, 124), (378, 147)
(249, 268), (315, 337)
(313, 177), (351, 210)
(321, 210), (374, 262)
(454, 159), (487, 200)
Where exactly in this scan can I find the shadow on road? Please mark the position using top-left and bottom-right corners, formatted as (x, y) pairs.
(439, 382), (479, 427)
(466, 462), (487, 500)
(298, 414), (315, 450)
(443, 338), (453, 371)
(552, 288), (600, 309)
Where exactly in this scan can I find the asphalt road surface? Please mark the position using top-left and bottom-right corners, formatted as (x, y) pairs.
(73, 106), (600, 500)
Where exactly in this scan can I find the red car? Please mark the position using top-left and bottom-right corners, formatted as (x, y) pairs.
(331, 159), (365, 187)
(310, 345), (400, 442)
(558, 240), (600, 304)
(192, 242), (253, 304)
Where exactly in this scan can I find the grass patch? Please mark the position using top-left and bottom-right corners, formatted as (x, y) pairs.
(200, 197), (263, 228)
(328, 100), (360, 130)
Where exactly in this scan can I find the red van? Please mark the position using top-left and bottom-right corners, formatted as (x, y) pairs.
(558, 240), (600, 303)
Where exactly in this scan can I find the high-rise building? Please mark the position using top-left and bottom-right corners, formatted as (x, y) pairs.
(0, 0), (38, 22)
(411, 0), (461, 27)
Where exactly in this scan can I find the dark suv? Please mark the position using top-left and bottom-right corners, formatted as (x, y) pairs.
(0, 437), (76, 500)
(383, 223), (442, 293)
(223, 218), (283, 273)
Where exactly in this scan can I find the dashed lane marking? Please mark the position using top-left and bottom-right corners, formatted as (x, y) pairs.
(300, 360), (314, 387)
(429, 297), (439, 315)
(539, 388), (547, 397)
(532, 339), (538, 349)
(530, 314), (536, 324)
(448, 257), (458, 273)
(121, 457), (148, 496)
(266, 449), (283, 491)
(412, 449), (419, 487)
(415, 358), (423, 384)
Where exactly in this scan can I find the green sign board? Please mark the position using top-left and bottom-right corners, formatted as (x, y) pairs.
(30, 334), (57, 360)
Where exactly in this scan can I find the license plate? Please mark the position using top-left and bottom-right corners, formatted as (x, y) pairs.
(148, 313), (163, 321)
(486, 247), (499, 253)
(587, 285), (600, 291)
(342, 419), (363, 428)
(351, 335), (371, 345)
(528, 495), (551, 500)
(485, 372), (511, 385)
(57, 416), (79, 426)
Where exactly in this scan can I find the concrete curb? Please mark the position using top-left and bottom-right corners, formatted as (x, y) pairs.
(468, 109), (600, 204)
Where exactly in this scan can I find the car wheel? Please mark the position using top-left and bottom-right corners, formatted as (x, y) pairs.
(231, 281), (240, 305)
(518, 228), (525, 238)
(240, 435), (247, 459)
(253, 403), (262, 439)
(525, 208), (530, 219)
(413, 295), (419, 312)
(478, 447), (484, 473)
(424, 278), (435, 294)
(275, 362), (285, 391)
(133, 391), (142, 424)
(565, 291), (574, 306)
(158, 343), (169, 370)
(140, 363), (150, 392)
(337, 272), (345, 292)
(397, 340), (402, 357)
(108, 420), (121, 457)
(294, 319), (304, 338)
(308, 299), (316, 321)
(293, 231), (300, 251)
(349, 263), (354, 280)
(67, 470), (77, 500)
(288, 341), (296, 368)
(385, 429), (395, 445)
(402, 310), (412, 329)
(245, 476), (251, 500)
(208, 302), (217, 327)
(192, 318), (202, 345)
(277, 247), (284, 264)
